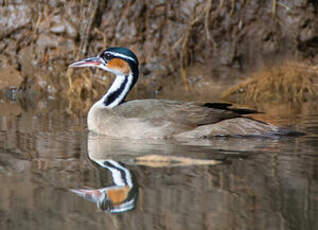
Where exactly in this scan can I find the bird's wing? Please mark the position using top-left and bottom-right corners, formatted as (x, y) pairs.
(113, 99), (249, 126)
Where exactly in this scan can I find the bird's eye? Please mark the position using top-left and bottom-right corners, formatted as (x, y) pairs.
(103, 53), (113, 60)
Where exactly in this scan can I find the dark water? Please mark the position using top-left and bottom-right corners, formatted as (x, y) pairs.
(0, 99), (317, 230)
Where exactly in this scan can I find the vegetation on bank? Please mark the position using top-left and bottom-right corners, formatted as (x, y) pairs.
(223, 62), (318, 104)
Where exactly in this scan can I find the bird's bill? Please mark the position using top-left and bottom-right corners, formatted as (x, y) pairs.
(68, 56), (104, 68)
(70, 188), (104, 203)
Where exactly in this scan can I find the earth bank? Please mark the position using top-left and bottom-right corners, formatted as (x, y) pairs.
(0, 0), (318, 112)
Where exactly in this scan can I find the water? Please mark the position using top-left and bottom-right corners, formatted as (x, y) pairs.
(0, 98), (317, 230)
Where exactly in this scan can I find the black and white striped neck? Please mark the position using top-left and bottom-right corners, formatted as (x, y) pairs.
(102, 160), (133, 188)
(100, 73), (134, 108)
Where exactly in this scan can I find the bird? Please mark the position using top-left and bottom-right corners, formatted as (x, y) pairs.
(69, 47), (292, 139)
(71, 159), (138, 213)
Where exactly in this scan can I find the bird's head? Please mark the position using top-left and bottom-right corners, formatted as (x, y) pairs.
(69, 47), (139, 77)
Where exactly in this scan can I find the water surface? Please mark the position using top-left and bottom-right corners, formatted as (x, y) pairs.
(0, 98), (317, 230)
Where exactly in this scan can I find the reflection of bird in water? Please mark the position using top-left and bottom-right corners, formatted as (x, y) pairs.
(69, 47), (291, 139)
(71, 160), (138, 214)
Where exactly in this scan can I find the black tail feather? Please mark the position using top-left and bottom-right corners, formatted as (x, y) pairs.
(203, 103), (260, 115)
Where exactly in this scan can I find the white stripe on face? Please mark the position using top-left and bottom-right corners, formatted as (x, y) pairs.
(105, 51), (137, 64)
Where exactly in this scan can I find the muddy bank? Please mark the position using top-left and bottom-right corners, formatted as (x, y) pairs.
(0, 0), (318, 106)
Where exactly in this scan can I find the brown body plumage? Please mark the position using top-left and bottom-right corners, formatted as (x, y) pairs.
(88, 99), (282, 139)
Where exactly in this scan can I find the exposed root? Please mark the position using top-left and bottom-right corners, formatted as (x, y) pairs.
(231, 0), (236, 15)
(66, 68), (74, 93)
(67, 0), (100, 94)
(94, 28), (108, 47)
(32, 12), (43, 37)
(204, 0), (213, 43)
(272, 0), (292, 16)
(178, 0), (216, 91)
(277, 1), (292, 12)
(179, 12), (201, 91)
(272, 0), (277, 17)
(219, 0), (224, 8)
(78, 0), (99, 58)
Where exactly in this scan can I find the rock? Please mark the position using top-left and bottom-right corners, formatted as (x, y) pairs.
(64, 20), (78, 38)
(50, 24), (66, 34)
(0, 101), (22, 116)
(0, 55), (10, 68)
(19, 46), (35, 77)
(0, 4), (32, 38)
(0, 66), (24, 90)
(36, 34), (61, 49)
